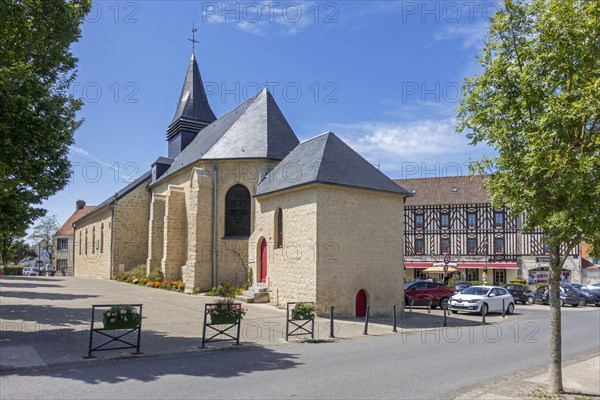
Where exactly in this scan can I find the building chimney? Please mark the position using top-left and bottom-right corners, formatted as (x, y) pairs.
(76, 200), (86, 210)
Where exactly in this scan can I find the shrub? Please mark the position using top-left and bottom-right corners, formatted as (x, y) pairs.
(3, 265), (24, 276)
(127, 264), (147, 277)
(206, 284), (241, 297)
(147, 266), (164, 282)
(193, 287), (201, 295)
(509, 277), (527, 286)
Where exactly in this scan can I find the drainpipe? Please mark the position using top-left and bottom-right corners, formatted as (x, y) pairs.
(144, 184), (152, 274)
(212, 160), (218, 287)
(109, 196), (117, 280)
(72, 222), (76, 276)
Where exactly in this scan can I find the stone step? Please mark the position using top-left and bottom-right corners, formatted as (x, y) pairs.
(245, 286), (269, 294)
(235, 295), (255, 304)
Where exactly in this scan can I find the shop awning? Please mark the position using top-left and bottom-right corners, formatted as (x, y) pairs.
(405, 262), (518, 269)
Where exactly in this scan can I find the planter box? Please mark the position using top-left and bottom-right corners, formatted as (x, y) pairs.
(210, 315), (240, 325)
(291, 311), (313, 321)
(102, 315), (141, 330)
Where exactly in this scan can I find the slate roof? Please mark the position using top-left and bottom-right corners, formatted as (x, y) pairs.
(154, 89), (299, 185)
(255, 131), (412, 197)
(56, 206), (96, 235)
(73, 171), (152, 224)
(168, 54), (216, 129)
(393, 176), (490, 206)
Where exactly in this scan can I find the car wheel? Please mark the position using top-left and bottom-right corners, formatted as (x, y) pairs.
(560, 299), (565, 307)
(571, 303), (578, 307)
(451, 310), (458, 314)
(440, 298), (449, 310)
(527, 296), (534, 304)
(579, 298), (587, 306)
(506, 303), (515, 315)
(522, 300), (527, 305)
(481, 303), (489, 316)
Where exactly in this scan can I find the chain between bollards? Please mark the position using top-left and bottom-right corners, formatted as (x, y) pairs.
(393, 304), (397, 332)
(329, 305), (335, 338)
(363, 305), (370, 335)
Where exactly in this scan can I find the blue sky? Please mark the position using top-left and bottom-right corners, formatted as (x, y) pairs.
(43, 0), (497, 227)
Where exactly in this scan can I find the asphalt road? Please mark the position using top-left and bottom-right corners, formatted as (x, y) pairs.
(1, 306), (598, 399)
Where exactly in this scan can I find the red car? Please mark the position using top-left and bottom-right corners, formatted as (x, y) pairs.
(404, 280), (455, 309)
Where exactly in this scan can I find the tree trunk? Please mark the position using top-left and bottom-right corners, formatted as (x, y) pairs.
(547, 244), (563, 394)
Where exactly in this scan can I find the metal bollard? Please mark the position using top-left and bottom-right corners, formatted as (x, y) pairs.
(329, 305), (335, 338)
(443, 303), (448, 327)
(393, 305), (397, 332)
(482, 305), (487, 324)
(409, 299), (414, 313)
(502, 299), (506, 318)
(427, 299), (432, 314)
(363, 305), (370, 335)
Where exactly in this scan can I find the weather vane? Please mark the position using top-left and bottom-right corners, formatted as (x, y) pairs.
(188, 22), (198, 54)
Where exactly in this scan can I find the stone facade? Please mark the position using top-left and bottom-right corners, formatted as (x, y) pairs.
(73, 176), (150, 278)
(250, 184), (405, 317)
(148, 159), (275, 292)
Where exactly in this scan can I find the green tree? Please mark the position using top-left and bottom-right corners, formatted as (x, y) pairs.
(0, 0), (90, 236)
(29, 215), (60, 268)
(456, 0), (599, 394)
(0, 231), (35, 265)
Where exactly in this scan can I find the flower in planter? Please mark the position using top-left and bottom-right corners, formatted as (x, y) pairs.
(292, 302), (315, 320)
(103, 305), (140, 325)
(208, 298), (246, 319)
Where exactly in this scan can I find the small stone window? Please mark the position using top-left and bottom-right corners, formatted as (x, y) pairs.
(275, 208), (283, 248)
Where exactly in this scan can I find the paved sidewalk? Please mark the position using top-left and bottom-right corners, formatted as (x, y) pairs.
(2, 276), (598, 400)
(0, 275), (503, 369)
(452, 352), (600, 400)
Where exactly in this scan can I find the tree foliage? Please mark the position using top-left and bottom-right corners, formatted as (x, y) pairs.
(29, 214), (60, 266)
(0, 0), (90, 236)
(456, 0), (599, 393)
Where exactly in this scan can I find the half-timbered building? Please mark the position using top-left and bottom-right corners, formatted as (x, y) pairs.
(394, 176), (582, 287)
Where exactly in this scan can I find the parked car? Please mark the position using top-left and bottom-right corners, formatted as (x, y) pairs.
(573, 287), (600, 306)
(527, 284), (580, 307)
(404, 280), (455, 309)
(503, 283), (528, 305)
(22, 267), (40, 276)
(39, 264), (56, 276)
(449, 286), (515, 315)
(454, 281), (472, 294)
(585, 283), (600, 291)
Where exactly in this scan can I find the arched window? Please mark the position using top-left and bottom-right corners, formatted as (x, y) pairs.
(225, 184), (251, 237)
(79, 231), (82, 255)
(92, 226), (96, 254)
(100, 223), (104, 253)
(85, 229), (88, 255)
(276, 208), (283, 248)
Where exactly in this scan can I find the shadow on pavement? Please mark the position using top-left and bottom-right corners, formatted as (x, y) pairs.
(0, 291), (99, 301)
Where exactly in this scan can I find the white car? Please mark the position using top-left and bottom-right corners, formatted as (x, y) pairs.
(22, 267), (40, 276)
(449, 286), (515, 315)
(586, 283), (600, 291)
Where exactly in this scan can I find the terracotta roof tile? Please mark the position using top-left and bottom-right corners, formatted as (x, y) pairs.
(56, 206), (96, 236)
(393, 176), (489, 205)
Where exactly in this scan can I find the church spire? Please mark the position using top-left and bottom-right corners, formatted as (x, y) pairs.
(166, 29), (216, 158)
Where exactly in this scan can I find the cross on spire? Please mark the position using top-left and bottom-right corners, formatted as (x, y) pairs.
(188, 22), (198, 54)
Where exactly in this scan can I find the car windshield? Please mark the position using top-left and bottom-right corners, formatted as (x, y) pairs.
(460, 286), (490, 296)
(505, 285), (521, 290)
(404, 282), (417, 289)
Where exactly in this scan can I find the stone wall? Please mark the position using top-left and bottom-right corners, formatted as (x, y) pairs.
(316, 185), (405, 317)
(249, 186), (319, 307)
(73, 209), (112, 278)
(112, 178), (151, 275)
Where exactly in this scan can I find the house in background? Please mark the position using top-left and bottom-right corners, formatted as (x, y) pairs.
(54, 200), (95, 275)
(394, 176), (582, 287)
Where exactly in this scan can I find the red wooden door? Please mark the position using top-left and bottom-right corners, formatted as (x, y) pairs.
(260, 240), (268, 284)
(355, 290), (367, 317)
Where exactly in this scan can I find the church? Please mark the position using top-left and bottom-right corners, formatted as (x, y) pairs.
(72, 52), (409, 316)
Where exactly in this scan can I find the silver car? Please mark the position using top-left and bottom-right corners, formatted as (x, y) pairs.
(449, 286), (515, 315)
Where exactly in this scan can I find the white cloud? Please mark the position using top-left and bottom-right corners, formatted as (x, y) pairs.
(330, 119), (491, 177)
(433, 21), (490, 49)
(201, 1), (323, 36)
